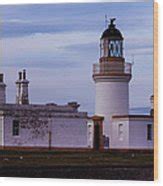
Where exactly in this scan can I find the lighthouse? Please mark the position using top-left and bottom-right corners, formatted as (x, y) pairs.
(92, 18), (132, 146)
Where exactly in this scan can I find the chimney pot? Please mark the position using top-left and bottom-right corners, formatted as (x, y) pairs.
(0, 74), (3, 82)
(23, 69), (26, 80)
(19, 72), (22, 80)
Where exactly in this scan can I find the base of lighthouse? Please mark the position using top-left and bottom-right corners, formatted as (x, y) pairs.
(94, 75), (131, 147)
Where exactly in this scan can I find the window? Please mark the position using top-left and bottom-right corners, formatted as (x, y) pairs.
(118, 123), (123, 140)
(13, 120), (19, 136)
(147, 124), (152, 141)
(100, 40), (104, 57)
(108, 40), (123, 57)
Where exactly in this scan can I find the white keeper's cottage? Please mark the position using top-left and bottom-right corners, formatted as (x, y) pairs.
(0, 19), (154, 150)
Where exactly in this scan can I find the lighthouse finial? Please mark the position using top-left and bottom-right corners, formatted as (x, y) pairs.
(110, 18), (116, 25)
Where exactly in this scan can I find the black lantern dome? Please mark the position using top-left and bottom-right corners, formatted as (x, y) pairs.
(101, 18), (123, 40)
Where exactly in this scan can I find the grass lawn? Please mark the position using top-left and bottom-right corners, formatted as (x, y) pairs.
(0, 150), (154, 180)
(0, 149), (154, 167)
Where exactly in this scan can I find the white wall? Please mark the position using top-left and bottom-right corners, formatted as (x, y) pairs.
(110, 119), (129, 149)
(0, 116), (3, 146)
(3, 115), (88, 148)
(87, 119), (94, 148)
(4, 116), (49, 147)
(95, 81), (129, 137)
(110, 117), (154, 149)
(50, 117), (88, 148)
(129, 119), (153, 149)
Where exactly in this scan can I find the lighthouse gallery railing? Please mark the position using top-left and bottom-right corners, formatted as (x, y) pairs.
(93, 62), (132, 76)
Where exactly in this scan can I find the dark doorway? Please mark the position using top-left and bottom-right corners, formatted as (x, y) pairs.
(94, 124), (100, 150)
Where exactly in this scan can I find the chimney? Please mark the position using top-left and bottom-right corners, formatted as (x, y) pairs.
(0, 73), (6, 104)
(19, 72), (22, 80)
(23, 69), (26, 80)
(16, 70), (29, 105)
(0, 74), (4, 82)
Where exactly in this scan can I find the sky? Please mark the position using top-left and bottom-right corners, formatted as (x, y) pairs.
(0, 2), (153, 114)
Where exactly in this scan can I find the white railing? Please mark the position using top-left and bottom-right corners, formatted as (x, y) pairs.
(93, 62), (132, 75)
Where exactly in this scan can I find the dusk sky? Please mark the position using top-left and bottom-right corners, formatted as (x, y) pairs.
(0, 2), (153, 114)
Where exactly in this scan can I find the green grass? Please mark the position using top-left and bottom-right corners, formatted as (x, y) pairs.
(0, 150), (154, 168)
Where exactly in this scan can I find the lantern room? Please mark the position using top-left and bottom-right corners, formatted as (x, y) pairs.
(100, 18), (123, 58)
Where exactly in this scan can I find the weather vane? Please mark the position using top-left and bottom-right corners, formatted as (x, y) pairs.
(105, 16), (116, 28)
(110, 18), (116, 25)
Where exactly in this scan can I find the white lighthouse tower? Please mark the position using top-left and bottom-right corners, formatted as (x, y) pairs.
(93, 18), (132, 147)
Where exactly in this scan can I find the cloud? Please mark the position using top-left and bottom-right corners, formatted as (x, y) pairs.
(1, 31), (99, 68)
(0, 2), (153, 38)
